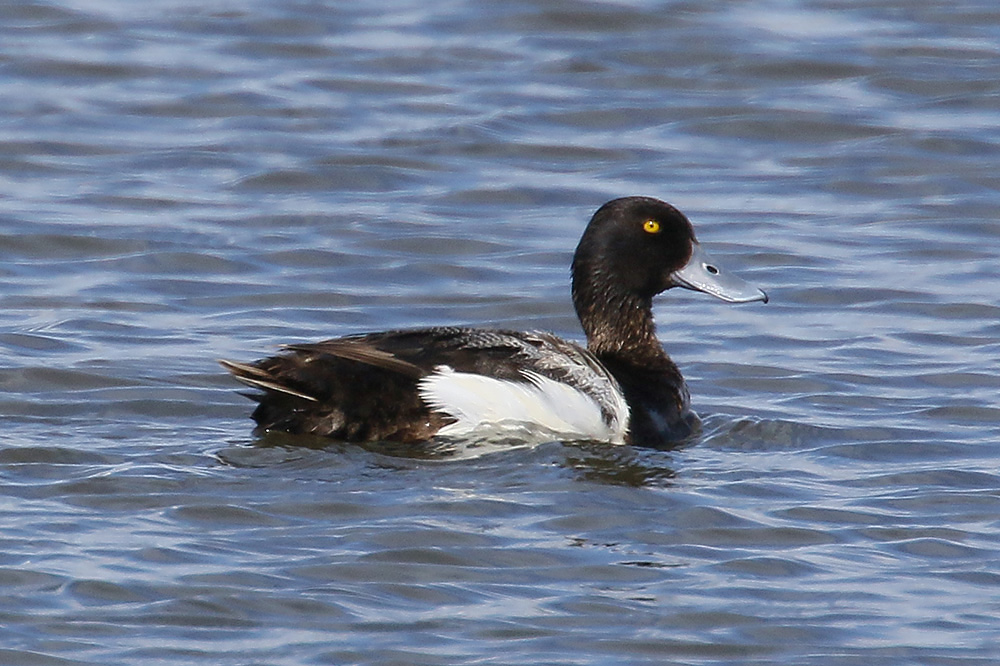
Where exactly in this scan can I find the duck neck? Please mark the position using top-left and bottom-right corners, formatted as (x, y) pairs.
(573, 282), (669, 365)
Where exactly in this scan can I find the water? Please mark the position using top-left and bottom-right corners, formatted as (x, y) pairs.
(2, 0), (999, 663)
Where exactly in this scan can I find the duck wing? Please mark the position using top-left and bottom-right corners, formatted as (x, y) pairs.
(222, 327), (627, 443)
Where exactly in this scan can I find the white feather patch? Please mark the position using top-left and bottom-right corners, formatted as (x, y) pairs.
(417, 365), (628, 444)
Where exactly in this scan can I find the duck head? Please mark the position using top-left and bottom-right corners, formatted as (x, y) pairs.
(571, 196), (767, 355)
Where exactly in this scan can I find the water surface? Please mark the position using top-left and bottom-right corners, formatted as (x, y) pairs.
(2, 1), (999, 664)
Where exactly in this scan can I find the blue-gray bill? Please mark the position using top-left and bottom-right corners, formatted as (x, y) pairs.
(670, 242), (769, 304)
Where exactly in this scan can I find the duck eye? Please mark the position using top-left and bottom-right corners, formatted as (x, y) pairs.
(705, 264), (719, 275)
(643, 219), (661, 234)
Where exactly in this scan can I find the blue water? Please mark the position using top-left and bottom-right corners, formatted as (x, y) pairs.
(2, 1), (1000, 664)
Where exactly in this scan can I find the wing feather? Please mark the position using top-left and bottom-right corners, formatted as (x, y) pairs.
(282, 339), (425, 378)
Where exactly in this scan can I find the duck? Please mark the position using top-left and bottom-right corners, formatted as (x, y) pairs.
(221, 196), (767, 448)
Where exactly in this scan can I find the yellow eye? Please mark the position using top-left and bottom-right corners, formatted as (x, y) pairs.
(643, 219), (660, 234)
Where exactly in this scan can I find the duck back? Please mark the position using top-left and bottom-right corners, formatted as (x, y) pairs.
(223, 327), (628, 443)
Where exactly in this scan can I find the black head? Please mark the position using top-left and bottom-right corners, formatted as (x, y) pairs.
(571, 196), (767, 355)
(572, 196), (697, 302)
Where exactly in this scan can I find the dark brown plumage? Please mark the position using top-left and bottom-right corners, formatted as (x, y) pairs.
(223, 196), (767, 447)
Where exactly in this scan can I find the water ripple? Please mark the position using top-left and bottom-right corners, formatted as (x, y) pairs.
(2, 1), (1000, 664)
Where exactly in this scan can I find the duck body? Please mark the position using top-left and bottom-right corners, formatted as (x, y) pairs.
(223, 327), (630, 444)
(223, 196), (767, 448)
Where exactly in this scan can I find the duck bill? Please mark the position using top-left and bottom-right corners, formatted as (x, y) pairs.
(670, 243), (768, 304)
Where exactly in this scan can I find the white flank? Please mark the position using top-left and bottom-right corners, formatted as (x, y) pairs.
(417, 366), (628, 444)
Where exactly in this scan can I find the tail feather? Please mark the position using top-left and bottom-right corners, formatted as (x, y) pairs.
(218, 359), (319, 402)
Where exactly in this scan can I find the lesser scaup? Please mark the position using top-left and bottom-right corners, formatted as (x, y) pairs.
(221, 196), (767, 447)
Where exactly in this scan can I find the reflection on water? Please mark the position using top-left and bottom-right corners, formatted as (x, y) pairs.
(562, 442), (679, 488)
(219, 432), (680, 488)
